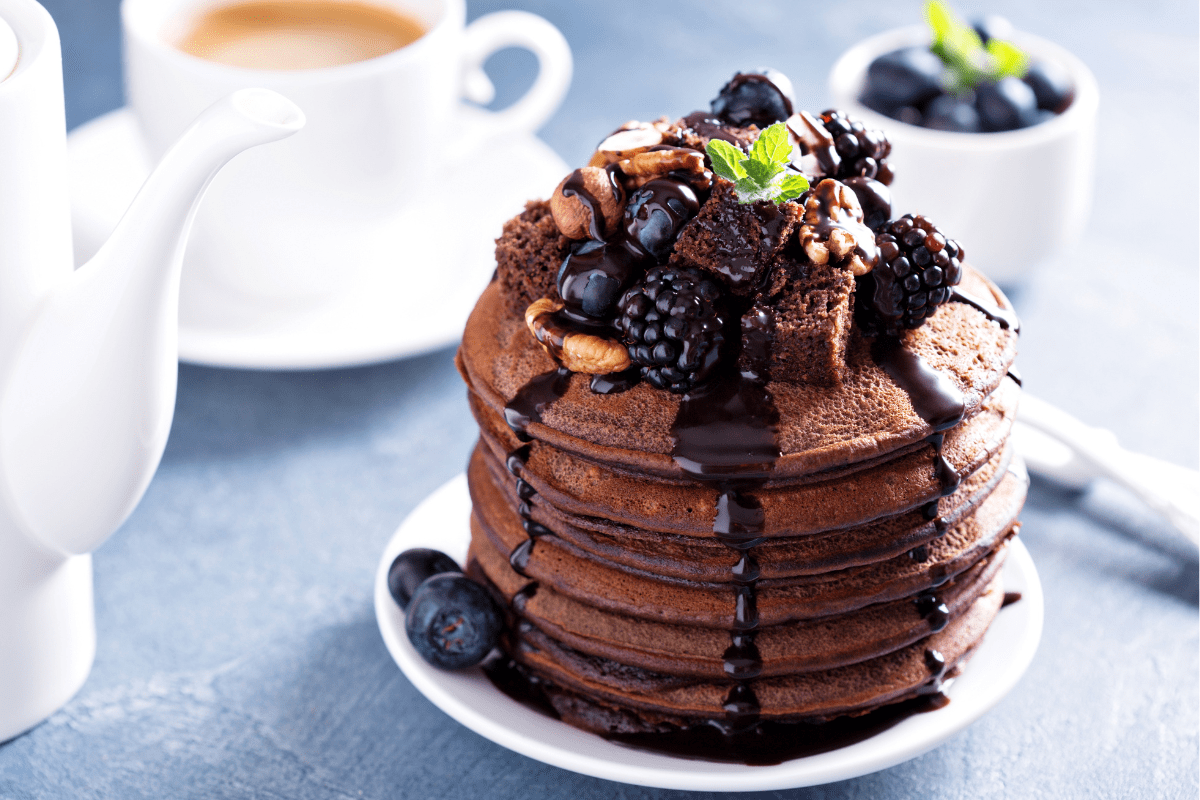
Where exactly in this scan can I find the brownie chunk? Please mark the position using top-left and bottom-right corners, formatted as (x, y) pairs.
(495, 200), (571, 315)
(742, 253), (856, 386)
(668, 114), (762, 152)
(670, 179), (800, 296)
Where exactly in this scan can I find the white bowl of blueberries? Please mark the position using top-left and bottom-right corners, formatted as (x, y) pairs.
(829, 4), (1098, 284)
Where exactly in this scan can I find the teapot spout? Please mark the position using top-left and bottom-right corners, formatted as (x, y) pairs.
(0, 89), (304, 555)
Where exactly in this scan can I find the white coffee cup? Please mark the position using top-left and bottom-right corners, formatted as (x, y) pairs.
(122, 0), (571, 323)
(829, 26), (1098, 285)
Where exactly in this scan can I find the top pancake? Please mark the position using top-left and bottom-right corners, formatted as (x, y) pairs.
(459, 265), (1018, 479)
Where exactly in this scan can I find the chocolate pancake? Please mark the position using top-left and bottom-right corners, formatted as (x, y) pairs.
(453, 94), (1026, 755)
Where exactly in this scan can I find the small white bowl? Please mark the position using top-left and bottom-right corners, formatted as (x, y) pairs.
(829, 25), (1099, 285)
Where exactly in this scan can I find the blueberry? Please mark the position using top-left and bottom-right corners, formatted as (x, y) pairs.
(557, 239), (648, 320)
(711, 70), (794, 127)
(975, 77), (1038, 132)
(895, 105), (924, 127)
(923, 93), (981, 132)
(624, 178), (700, 262)
(405, 573), (503, 670)
(842, 177), (892, 231)
(972, 15), (1013, 45)
(387, 548), (461, 608)
(862, 47), (945, 113)
(1022, 60), (1073, 113)
(1032, 109), (1057, 126)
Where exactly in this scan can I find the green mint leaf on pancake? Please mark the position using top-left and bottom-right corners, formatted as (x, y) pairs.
(775, 173), (810, 204)
(706, 139), (748, 182)
(742, 155), (780, 190)
(713, 122), (802, 204)
(749, 121), (791, 165)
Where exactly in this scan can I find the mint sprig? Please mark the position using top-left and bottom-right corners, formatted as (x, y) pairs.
(926, 0), (1028, 91)
(705, 123), (808, 205)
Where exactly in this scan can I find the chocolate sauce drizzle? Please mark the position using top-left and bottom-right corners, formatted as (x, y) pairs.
(503, 368), (572, 443)
(504, 444), (553, 578)
(787, 110), (842, 177)
(590, 368), (640, 395)
(670, 321), (780, 735)
(870, 335), (968, 649)
(689, 194), (793, 291)
(949, 287), (1020, 333)
(503, 369), (572, 592)
(527, 309), (581, 365)
(1002, 591), (1023, 608)
(916, 591), (951, 633)
(920, 648), (950, 698)
(605, 692), (950, 765)
(804, 179), (880, 269)
(562, 166), (624, 241)
(680, 110), (744, 145)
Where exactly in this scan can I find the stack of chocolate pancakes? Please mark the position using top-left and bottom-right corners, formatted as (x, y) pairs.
(455, 77), (1025, 753)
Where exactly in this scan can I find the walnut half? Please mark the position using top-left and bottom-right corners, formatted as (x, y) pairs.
(797, 179), (878, 276)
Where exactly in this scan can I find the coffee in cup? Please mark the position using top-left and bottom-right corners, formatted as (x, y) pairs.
(123, 0), (572, 322)
(176, 0), (426, 70)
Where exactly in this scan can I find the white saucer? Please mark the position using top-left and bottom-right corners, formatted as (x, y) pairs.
(67, 108), (569, 370)
(373, 474), (1044, 792)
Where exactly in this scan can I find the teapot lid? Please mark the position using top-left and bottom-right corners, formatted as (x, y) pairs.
(0, 17), (15, 83)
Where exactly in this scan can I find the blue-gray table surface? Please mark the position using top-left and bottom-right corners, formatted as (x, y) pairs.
(1, 1), (1197, 797)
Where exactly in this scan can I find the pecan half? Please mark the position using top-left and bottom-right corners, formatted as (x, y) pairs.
(549, 167), (625, 240)
(525, 298), (632, 374)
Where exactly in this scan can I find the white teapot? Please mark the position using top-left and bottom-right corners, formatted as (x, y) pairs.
(0, 0), (303, 741)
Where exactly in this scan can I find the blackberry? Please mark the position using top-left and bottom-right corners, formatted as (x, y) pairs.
(615, 266), (726, 393)
(819, 110), (894, 185)
(860, 215), (964, 335)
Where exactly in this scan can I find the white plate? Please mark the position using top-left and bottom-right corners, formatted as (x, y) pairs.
(374, 474), (1044, 792)
(67, 108), (569, 370)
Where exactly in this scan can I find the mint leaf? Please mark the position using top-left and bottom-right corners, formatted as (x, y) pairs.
(749, 122), (791, 166)
(775, 173), (809, 204)
(706, 139), (747, 182)
(926, 0), (955, 45)
(925, 0), (986, 89)
(734, 176), (768, 201)
(743, 156), (780, 190)
(987, 39), (1028, 78)
(926, 0), (1029, 87)
(719, 122), (807, 205)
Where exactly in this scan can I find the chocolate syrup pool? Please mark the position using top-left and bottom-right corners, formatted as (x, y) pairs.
(483, 654), (951, 767)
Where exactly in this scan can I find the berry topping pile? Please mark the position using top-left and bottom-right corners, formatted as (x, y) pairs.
(616, 266), (726, 393)
(861, 2), (1072, 133)
(858, 215), (964, 335)
(498, 68), (981, 395)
